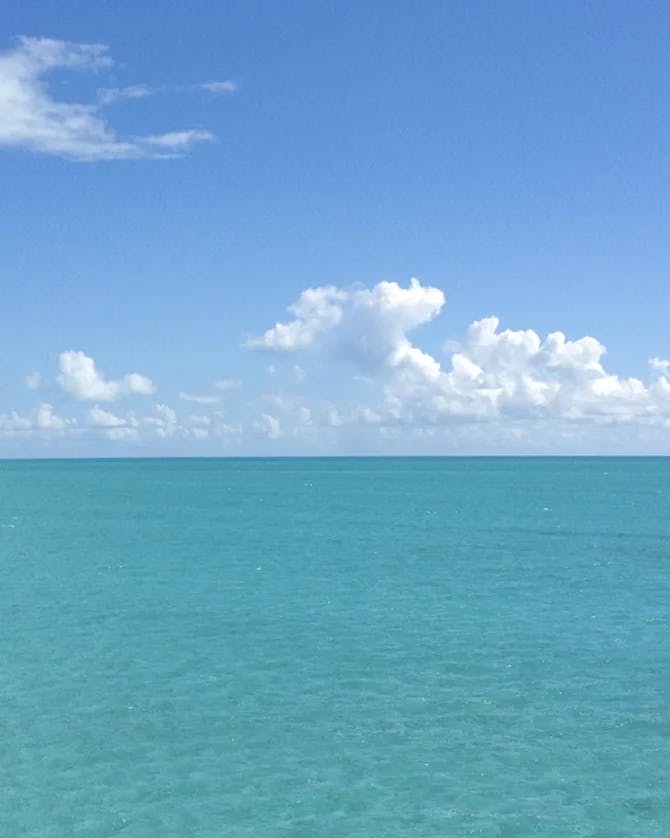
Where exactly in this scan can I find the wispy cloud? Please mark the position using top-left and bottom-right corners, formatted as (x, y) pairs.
(97, 84), (154, 105)
(179, 391), (221, 404)
(25, 371), (42, 390)
(97, 80), (237, 106)
(196, 80), (237, 94)
(141, 129), (214, 150)
(214, 378), (242, 391)
(0, 36), (227, 160)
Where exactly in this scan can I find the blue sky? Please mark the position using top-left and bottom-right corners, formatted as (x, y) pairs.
(1, 1), (669, 455)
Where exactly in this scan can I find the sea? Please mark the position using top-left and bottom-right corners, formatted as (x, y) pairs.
(1, 457), (669, 837)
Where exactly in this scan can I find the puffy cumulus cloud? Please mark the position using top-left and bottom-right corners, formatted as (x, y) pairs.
(253, 413), (282, 439)
(0, 36), (217, 160)
(246, 286), (347, 351)
(0, 399), (242, 448)
(86, 403), (225, 442)
(246, 279), (445, 371)
(87, 406), (139, 440)
(141, 404), (178, 438)
(650, 357), (670, 376)
(58, 351), (155, 401)
(428, 317), (666, 424)
(0, 403), (74, 437)
(249, 279), (670, 429)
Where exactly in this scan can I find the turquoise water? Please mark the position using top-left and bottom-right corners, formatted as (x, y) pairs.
(1, 457), (669, 837)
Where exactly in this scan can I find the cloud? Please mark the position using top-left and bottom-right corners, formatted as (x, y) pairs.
(196, 80), (237, 94)
(97, 84), (153, 105)
(246, 286), (348, 351)
(89, 403), (203, 441)
(140, 129), (214, 150)
(25, 371), (42, 390)
(650, 357), (670, 376)
(87, 405), (139, 440)
(0, 36), (217, 160)
(58, 351), (155, 401)
(88, 403), (217, 441)
(246, 279), (445, 364)
(4, 280), (669, 454)
(98, 79), (237, 105)
(140, 404), (178, 438)
(0, 403), (74, 436)
(253, 413), (282, 439)
(249, 278), (670, 428)
(214, 378), (242, 391)
(179, 391), (220, 404)
(0, 399), (232, 446)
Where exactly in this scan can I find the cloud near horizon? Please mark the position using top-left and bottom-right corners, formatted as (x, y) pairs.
(247, 278), (670, 428)
(58, 351), (155, 401)
(2, 279), (669, 452)
(0, 36), (229, 160)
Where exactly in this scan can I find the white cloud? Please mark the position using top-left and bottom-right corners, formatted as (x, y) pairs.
(0, 36), (216, 160)
(0, 410), (32, 434)
(0, 403), (74, 437)
(429, 316), (659, 423)
(196, 80), (237, 94)
(0, 399), (225, 446)
(97, 84), (153, 105)
(253, 413), (282, 439)
(249, 278), (670, 429)
(246, 285), (348, 351)
(650, 357), (670, 376)
(89, 403), (212, 441)
(34, 403), (71, 430)
(4, 280), (669, 454)
(87, 405), (139, 440)
(140, 129), (214, 150)
(246, 278), (444, 364)
(98, 79), (237, 106)
(141, 403), (178, 438)
(58, 351), (155, 401)
(179, 391), (220, 404)
(87, 406), (129, 427)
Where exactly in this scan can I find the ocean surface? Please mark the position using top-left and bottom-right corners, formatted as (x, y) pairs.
(1, 457), (669, 837)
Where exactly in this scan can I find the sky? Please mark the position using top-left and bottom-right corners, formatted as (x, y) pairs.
(1, 0), (669, 456)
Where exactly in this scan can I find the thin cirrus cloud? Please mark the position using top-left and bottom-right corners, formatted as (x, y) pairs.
(214, 378), (242, 391)
(196, 80), (237, 94)
(58, 350), (155, 401)
(98, 79), (237, 105)
(25, 372), (43, 390)
(0, 36), (233, 160)
(97, 84), (154, 105)
(179, 392), (221, 405)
